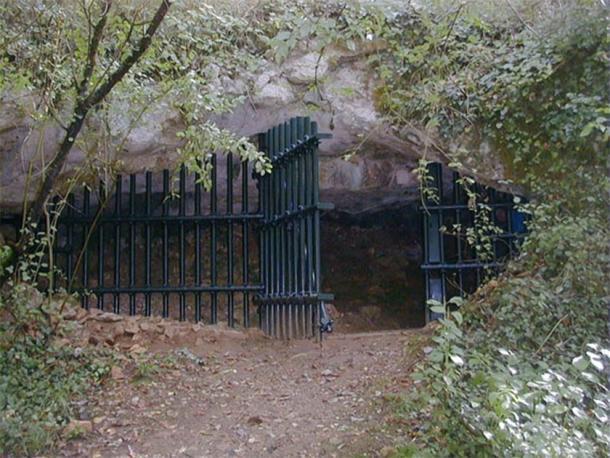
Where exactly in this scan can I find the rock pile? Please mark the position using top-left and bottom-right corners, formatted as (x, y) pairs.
(57, 302), (264, 353)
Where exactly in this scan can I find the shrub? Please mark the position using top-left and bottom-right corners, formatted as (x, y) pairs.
(399, 202), (609, 456)
(0, 233), (112, 455)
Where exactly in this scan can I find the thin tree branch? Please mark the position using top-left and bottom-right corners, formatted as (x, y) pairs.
(440, 4), (464, 52)
(84, 0), (171, 109)
(504, 0), (541, 38)
(86, 6), (141, 97)
(80, 0), (94, 48)
(79, 0), (112, 100)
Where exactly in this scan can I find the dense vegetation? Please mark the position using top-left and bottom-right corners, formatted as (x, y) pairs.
(372, 3), (609, 456)
(0, 236), (113, 453)
(1, 0), (608, 455)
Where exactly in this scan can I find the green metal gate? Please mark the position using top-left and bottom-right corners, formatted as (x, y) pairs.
(256, 117), (334, 339)
(1, 117), (334, 340)
(421, 162), (527, 321)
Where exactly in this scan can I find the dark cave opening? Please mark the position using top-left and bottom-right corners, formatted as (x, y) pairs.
(320, 204), (426, 333)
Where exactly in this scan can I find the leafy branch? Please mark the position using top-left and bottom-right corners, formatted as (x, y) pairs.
(21, 0), (173, 251)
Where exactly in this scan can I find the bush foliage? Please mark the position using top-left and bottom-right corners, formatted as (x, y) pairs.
(0, 285), (112, 455)
(0, 225), (111, 455)
(372, 1), (609, 456)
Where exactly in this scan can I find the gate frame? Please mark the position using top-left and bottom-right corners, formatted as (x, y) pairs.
(255, 116), (334, 339)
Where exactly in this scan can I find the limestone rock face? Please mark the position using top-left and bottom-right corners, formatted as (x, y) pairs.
(0, 42), (506, 214)
(285, 52), (329, 84)
(253, 70), (296, 107)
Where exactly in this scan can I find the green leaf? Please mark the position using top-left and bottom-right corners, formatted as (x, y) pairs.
(430, 305), (446, 314)
(275, 31), (291, 41)
(448, 297), (464, 307)
(449, 355), (464, 366)
(572, 355), (588, 371)
(579, 122), (595, 137)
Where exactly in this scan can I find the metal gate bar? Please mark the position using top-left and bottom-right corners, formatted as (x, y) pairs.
(421, 162), (527, 321)
(52, 158), (263, 324)
(255, 116), (334, 339)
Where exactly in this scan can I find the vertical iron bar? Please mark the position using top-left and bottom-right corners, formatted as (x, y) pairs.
(179, 167), (187, 319)
(278, 124), (285, 338)
(453, 172), (464, 296)
(284, 121), (293, 339)
(424, 270), (430, 323)
(269, 127), (275, 336)
(423, 209), (430, 265)
(282, 123), (290, 338)
(264, 131), (272, 335)
(297, 117), (306, 336)
(81, 188), (90, 309)
(489, 188), (497, 271)
(507, 201), (514, 259)
(145, 172), (152, 316)
(162, 170), (169, 318)
(273, 126), (279, 337)
(129, 174), (136, 315)
(457, 208), (464, 296)
(227, 153), (235, 327)
(242, 159), (250, 327)
(210, 154), (218, 324)
(50, 196), (59, 292)
(97, 183), (105, 310)
(272, 126), (280, 337)
(304, 118), (314, 336)
(290, 118), (299, 337)
(421, 196), (429, 322)
(311, 121), (322, 339)
(433, 164), (445, 306)
(273, 127), (279, 336)
(257, 133), (267, 333)
(311, 121), (321, 292)
(441, 269), (447, 306)
(113, 177), (122, 314)
(179, 165), (187, 321)
(66, 193), (74, 290)
(195, 175), (202, 322)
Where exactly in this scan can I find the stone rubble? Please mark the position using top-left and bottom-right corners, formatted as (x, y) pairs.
(57, 300), (266, 352)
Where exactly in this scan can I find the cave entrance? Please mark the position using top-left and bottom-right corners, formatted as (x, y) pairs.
(321, 203), (425, 333)
(0, 114), (527, 339)
(318, 162), (527, 334)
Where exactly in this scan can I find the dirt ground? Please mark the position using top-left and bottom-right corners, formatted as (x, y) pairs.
(59, 322), (431, 458)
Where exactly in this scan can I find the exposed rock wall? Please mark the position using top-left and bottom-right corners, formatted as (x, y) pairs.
(0, 43), (508, 214)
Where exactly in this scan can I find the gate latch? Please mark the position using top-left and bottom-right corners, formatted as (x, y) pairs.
(320, 301), (333, 334)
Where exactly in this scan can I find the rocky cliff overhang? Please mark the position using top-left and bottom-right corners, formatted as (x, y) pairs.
(0, 43), (511, 215)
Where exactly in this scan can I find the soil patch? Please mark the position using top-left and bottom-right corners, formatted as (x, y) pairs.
(58, 311), (432, 457)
